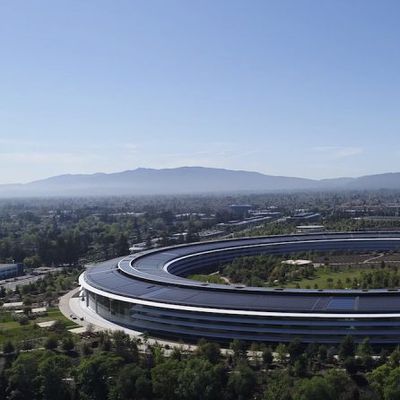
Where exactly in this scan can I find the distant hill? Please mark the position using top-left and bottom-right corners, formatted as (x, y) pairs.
(1, 167), (400, 197)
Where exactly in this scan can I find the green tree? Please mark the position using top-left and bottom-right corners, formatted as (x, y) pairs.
(294, 376), (335, 400)
(263, 370), (293, 400)
(44, 336), (58, 350)
(384, 367), (400, 400)
(176, 358), (224, 400)
(275, 343), (288, 364)
(389, 346), (400, 367)
(3, 341), (15, 355)
(293, 355), (308, 377)
(230, 339), (247, 362)
(196, 339), (221, 364)
(109, 364), (152, 400)
(343, 356), (360, 375)
(38, 354), (72, 400)
(151, 358), (182, 400)
(61, 336), (75, 352)
(23, 255), (42, 269)
(339, 335), (355, 360)
(227, 363), (256, 400)
(318, 345), (327, 362)
(288, 338), (304, 363)
(323, 370), (355, 400)
(6, 352), (41, 400)
(115, 234), (129, 256)
(368, 364), (392, 399)
(75, 353), (123, 400)
(112, 330), (138, 362)
(262, 347), (273, 367)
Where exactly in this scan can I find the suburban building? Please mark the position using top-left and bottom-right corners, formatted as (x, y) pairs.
(0, 263), (24, 280)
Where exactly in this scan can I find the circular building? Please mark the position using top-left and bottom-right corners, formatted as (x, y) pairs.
(79, 232), (400, 344)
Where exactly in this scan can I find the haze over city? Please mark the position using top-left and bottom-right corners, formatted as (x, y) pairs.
(1, 1), (400, 184)
(5, 2), (400, 399)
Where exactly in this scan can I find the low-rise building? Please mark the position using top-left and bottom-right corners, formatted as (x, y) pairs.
(0, 263), (24, 280)
(296, 225), (326, 233)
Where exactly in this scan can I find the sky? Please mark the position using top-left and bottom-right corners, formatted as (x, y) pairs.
(1, 0), (400, 184)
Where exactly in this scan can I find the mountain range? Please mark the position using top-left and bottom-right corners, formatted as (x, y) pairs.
(1, 167), (400, 197)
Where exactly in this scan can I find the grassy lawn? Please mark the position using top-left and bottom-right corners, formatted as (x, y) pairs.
(0, 307), (79, 346)
(188, 273), (227, 284)
(189, 267), (381, 290)
(36, 308), (78, 329)
(283, 266), (377, 289)
(0, 319), (45, 346)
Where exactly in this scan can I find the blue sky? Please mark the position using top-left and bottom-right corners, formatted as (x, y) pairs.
(1, 0), (400, 183)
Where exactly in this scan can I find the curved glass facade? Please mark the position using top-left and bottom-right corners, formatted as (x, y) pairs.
(85, 289), (400, 344)
(82, 232), (400, 344)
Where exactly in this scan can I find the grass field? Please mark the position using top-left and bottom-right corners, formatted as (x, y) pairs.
(0, 307), (79, 345)
(189, 266), (380, 290)
(188, 273), (227, 284)
(283, 266), (377, 289)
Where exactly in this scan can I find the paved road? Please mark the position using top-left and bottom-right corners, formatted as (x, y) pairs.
(58, 286), (196, 351)
(59, 287), (277, 358)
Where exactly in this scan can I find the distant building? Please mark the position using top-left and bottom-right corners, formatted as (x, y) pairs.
(0, 263), (24, 280)
(281, 259), (313, 266)
(198, 229), (225, 239)
(217, 215), (272, 229)
(230, 204), (252, 218)
(129, 243), (151, 253)
(249, 210), (281, 218)
(296, 225), (326, 234)
(290, 212), (321, 222)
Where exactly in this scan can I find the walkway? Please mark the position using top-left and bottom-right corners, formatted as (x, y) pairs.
(58, 287), (196, 351)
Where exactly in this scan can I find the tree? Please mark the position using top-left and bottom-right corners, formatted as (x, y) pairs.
(357, 338), (372, 357)
(288, 338), (304, 363)
(75, 353), (123, 400)
(262, 347), (273, 367)
(112, 330), (138, 362)
(61, 336), (75, 352)
(293, 355), (308, 377)
(50, 319), (67, 334)
(22, 296), (32, 316)
(23, 255), (42, 269)
(384, 367), (400, 400)
(3, 341), (15, 355)
(170, 346), (183, 361)
(339, 336), (355, 360)
(318, 345), (328, 362)
(226, 363), (256, 400)
(368, 364), (392, 399)
(109, 364), (152, 400)
(230, 339), (247, 362)
(263, 370), (293, 400)
(389, 346), (400, 367)
(275, 343), (288, 364)
(343, 356), (361, 375)
(176, 358), (224, 400)
(357, 338), (374, 370)
(38, 354), (72, 400)
(6, 352), (41, 400)
(323, 369), (356, 400)
(196, 339), (221, 364)
(151, 358), (182, 400)
(294, 376), (335, 400)
(44, 336), (58, 350)
(115, 234), (129, 256)
(80, 342), (93, 356)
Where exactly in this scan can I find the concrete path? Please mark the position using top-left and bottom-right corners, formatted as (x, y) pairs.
(58, 287), (273, 358)
(58, 287), (196, 351)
